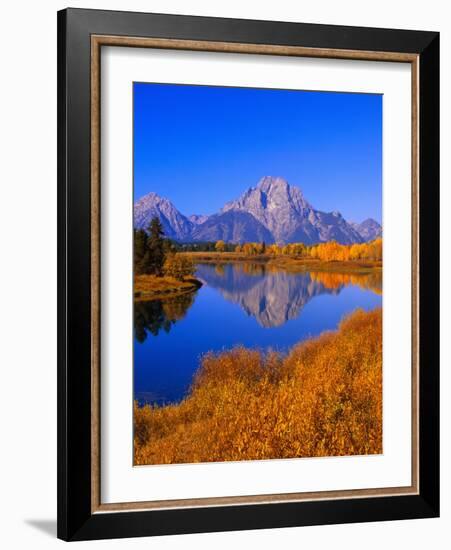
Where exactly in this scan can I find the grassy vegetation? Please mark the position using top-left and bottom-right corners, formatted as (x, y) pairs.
(180, 251), (381, 273)
(181, 251), (271, 263)
(134, 307), (382, 465)
(268, 256), (382, 274)
(134, 274), (202, 301)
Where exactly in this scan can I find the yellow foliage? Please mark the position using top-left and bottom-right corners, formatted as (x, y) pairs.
(233, 239), (382, 262)
(242, 242), (263, 255)
(163, 253), (195, 280)
(215, 240), (226, 252)
(134, 308), (382, 465)
(311, 238), (382, 262)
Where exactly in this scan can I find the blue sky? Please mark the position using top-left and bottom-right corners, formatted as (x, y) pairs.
(134, 83), (382, 224)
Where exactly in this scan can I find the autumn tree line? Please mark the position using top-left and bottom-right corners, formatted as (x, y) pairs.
(213, 238), (382, 261)
(135, 217), (382, 269)
(134, 217), (195, 280)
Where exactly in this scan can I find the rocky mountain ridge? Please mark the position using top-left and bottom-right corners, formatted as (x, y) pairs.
(350, 218), (383, 241)
(134, 177), (381, 245)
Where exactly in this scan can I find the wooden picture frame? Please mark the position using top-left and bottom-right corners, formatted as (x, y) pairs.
(57, 7), (439, 541)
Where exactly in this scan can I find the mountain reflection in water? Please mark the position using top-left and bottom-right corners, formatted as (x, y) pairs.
(133, 262), (382, 405)
(195, 263), (382, 328)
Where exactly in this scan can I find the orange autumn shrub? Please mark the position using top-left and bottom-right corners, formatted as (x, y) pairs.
(134, 308), (382, 465)
(265, 238), (382, 261)
(310, 238), (383, 262)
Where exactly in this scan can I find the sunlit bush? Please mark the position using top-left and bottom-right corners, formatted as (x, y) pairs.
(163, 253), (195, 280)
(134, 307), (382, 465)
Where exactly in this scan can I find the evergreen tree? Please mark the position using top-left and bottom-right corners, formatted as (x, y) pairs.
(163, 238), (176, 255)
(147, 217), (165, 275)
(134, 229), (148, 275)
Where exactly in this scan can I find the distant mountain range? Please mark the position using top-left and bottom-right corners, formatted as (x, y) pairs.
(349, 218), (382, 241)
(134, 176), (382, 245)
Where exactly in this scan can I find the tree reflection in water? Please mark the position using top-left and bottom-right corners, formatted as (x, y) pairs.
(134, 265), (383, 340)
(134, 292), (197, 343)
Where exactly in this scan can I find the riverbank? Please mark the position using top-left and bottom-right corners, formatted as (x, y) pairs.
(181, 251), (270, 263)
(134, 274), (202, 301)
(269, 257), (382, 274)
(180, 251), (382, 274)
(134, 307), (382, 465)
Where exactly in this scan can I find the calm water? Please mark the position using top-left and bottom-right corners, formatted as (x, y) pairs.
(134, 263), (382, 405)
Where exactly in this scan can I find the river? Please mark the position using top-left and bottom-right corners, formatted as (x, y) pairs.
(134, 263), (382, 405)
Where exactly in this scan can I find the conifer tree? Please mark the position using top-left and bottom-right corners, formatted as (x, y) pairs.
(147, 217), (165, 275)
(134, 229), (148, 274)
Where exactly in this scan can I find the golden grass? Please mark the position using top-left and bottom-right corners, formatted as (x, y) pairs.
(179, 251), (382, 273)
(134, 307), (382, 465)
(267, 256), (382, 273)
(134, 274), (202, 301)
(181, 251), (271, 263)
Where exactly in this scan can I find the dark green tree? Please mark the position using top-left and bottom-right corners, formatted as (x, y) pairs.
(134, 229), (148, 275)
(163, 238), (177, 256)
(147, 217), (165, 275)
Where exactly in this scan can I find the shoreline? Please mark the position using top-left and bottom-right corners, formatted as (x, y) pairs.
(134, 307), (383, 465)
(134, 275), (203, 301)
(179, 252), (382, 274)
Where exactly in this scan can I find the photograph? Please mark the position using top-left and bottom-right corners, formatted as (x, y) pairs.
(52, 5), (441, 542)
(132, 82), (383, 466)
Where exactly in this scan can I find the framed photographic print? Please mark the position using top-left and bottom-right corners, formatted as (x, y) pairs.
(57, 8), (439, 541)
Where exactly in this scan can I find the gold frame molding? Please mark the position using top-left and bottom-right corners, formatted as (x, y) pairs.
(90, 35), (420, 514)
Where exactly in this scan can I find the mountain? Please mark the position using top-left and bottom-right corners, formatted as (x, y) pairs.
(188, 214), (210, 225)
(191, 211), (274, 244)
(134, 192), (193, 240)
(222, 176), (364, 244)
(134, 177), (380, 244)
(350, 218), (382, 242)
(222, 176), (312, 242)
